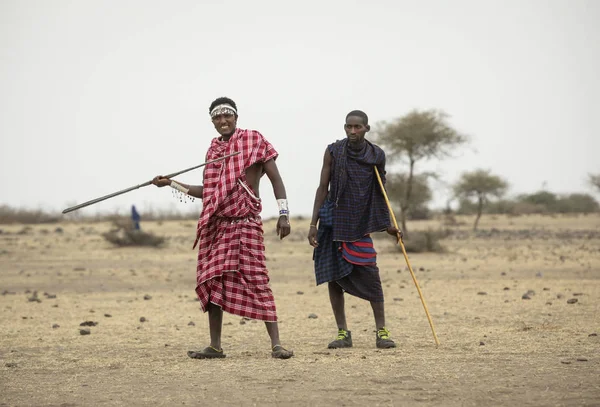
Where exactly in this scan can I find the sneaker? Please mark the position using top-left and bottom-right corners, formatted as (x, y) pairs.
(376, 327), (396, 349)
(328, 329), (352, 349)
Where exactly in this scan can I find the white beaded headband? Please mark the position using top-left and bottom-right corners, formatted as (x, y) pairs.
(210, 104), (237, 118)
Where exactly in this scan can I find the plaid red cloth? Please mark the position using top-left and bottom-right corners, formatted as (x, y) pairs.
(194, 128), (279, 321)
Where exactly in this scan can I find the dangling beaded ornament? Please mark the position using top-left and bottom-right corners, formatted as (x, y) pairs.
(170, 181), (195, 203)
(171, 189), (195, 203)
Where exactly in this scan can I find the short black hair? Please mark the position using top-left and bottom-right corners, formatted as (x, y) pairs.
(209, 97), (238, 115)
(346, 110), (368, 125)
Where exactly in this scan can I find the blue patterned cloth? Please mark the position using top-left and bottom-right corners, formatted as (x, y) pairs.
(328, 139), (390, 242)
(313, 138), (391, 293)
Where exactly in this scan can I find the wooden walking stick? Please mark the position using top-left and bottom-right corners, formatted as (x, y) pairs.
(62, 152), (240, 214)
(374, 166), (441, 347)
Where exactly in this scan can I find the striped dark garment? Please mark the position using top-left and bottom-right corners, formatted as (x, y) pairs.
(312, 138), (390, 303)
(328, 139), (390, 242)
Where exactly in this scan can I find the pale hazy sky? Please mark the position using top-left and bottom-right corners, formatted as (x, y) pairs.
(1, 0), (598, 218)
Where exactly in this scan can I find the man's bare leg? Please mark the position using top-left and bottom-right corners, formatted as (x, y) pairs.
(188, 302), (226, 359)
(370, 301), (385, 329)
(265, 321), (294, 359)
(370, 301), (396, 348)
(207, 302), (223, 349)
(327, 282), (352, 348)
(328, 282), (347, 330)
(264, 321), (280, 348)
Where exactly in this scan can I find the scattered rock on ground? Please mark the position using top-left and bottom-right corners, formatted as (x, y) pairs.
(567, 298), (578, 304)
(308, 313), (318, 319)
(143, 295), (152, 300)
(79, 328), (91, 335)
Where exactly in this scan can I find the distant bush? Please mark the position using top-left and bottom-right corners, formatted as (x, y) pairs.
(0, 205), (60, 224)
(102, 219), (165, 247)
(401, 229), (447, 253)
(457, 191), (599, 216)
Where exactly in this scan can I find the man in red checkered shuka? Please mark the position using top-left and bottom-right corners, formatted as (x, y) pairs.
(152, 97), (293, 359)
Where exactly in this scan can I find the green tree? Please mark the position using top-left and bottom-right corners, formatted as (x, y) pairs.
(386, 173), (433, 220)
(454, 169), (508, 230)
(589, 173), (600, 193)
(374, 109), (468, 232)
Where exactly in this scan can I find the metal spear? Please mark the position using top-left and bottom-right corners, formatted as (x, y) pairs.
(62, 152), (240, 214)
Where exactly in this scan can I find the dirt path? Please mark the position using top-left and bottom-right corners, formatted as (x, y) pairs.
(1, 215), (599, 406)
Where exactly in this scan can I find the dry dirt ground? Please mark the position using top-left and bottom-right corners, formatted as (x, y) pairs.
(1, 214), (599, 406)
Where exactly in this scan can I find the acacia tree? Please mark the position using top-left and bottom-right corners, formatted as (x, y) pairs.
(386, 173), (433, 220)
(375, 109), (468, 232)
(589, 173), (600, 193)
(454, 169), (508, 230)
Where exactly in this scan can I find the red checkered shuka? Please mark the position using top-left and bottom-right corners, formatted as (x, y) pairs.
(194, 128), (279, 321)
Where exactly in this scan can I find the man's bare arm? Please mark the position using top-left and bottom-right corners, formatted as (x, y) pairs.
(263, 158), (291, 240)
(308, 148), (332, 247)
(151, 168), (205, 199)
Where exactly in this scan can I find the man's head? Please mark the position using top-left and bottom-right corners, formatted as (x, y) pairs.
(344, 110), (370, 145)
(209, 97), (238, 137)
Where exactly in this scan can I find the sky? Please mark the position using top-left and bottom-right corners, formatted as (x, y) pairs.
(1, 0), (599, 219)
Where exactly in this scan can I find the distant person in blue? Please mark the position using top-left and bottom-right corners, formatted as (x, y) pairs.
(131, 205), (141, 230)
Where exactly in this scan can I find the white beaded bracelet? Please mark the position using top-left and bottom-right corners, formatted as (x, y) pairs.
(170, 181), (190, 195)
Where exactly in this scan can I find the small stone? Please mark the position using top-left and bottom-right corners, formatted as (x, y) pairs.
(393, 297), (403, 301)
(419, 267), (425, 271)
(479, 342), (485, 346)
(546, 302), (553, 305)
(560, 360), (571, 365)
(52, 324), (60, 329)
(164, 344), (170, 347)
(501, 272), (507, 276)
(54, 227), (63, 233)
(477, 292), (487, 296)
(188, 321), (195, 326)
(522, 294), (531, 300)
(5, 362), (17, 368)
(104, 314), (112, 318)
(45, 294), (57, 299)
(536, 272), (542, 277)
(589, 333), (598, 337)
(543, 288), (550, 291)
(143, 295), (152, 300)
(308, 313), (318, 319)
(567, 298), (578, 304)
(576, 358), (588, 362)
(79, 328), (91, 335)
(79, 321), (98, 327)
(139, 317), (147, 323)
(296, 291), (304, 295)
(239, 320), (246, 325)
(361, 356), (366, 359)
(557, 294), (564, 299)
(503, 287), (510, 291)
(573, 293), (584, 296)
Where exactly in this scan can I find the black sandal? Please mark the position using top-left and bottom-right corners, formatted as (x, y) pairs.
(271, 345), (294, 359)
(187, 346), (226, 359)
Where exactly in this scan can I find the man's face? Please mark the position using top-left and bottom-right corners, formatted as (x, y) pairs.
(344, 115), (369, 144)
(212, 113), (237, 137)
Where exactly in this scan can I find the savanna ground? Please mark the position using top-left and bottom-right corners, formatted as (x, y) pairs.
(1, 214), (599, 406)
